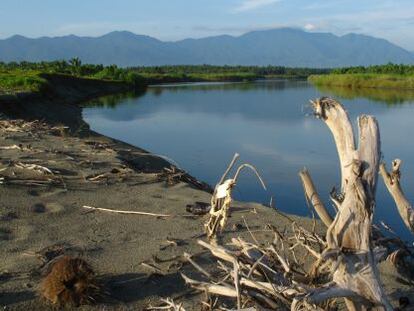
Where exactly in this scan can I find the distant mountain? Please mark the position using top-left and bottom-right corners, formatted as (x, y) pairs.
(1, 28), (413, 67)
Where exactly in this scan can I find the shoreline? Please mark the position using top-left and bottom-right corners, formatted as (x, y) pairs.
(0, 84), (321, 309)
(0, 74), (138, 133)
(0, 79), (412, 309)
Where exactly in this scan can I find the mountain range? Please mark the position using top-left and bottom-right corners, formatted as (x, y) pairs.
(1, 28), (413, 67)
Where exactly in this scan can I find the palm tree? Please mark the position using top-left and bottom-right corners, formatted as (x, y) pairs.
(69, 57), (82, 76)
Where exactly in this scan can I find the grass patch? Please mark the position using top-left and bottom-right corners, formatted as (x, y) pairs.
(0, 70), (49, 93)
(308, 73), (414, 90)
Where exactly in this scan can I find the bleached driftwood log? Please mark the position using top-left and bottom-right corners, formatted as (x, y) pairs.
(297, 98), (392, 310)
(379, 159), (414, 234)
(312, 98), (356, 192)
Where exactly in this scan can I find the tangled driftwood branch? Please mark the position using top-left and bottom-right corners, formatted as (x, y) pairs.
(204, 154), (266, 242)
(182, 233), (327, 310)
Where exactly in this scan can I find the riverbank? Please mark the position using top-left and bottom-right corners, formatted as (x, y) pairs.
(0, 101), (322, 310)
(0, 78), (413, 309)
(308, 73), (414, 90)
(0, 75), (315, 310)
(0, 73), (138, 135)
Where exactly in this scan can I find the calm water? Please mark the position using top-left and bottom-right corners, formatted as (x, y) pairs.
(83, 80), (414, 241)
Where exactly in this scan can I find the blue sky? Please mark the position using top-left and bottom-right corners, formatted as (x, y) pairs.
(0, 0), (413, 50)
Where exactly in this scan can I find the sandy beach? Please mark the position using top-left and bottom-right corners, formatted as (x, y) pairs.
(0, 84), (413, 310)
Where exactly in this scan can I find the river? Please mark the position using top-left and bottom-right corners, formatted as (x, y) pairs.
(83, 80), (414, 240)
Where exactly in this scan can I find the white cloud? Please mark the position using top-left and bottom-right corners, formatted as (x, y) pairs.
(234, 0), (281, 13)
(304, 23), (316, 31)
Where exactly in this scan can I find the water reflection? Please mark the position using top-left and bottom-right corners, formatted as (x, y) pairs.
(84, 89), (147, 108)
(314, 84), (414, 105)
(84, 80), (319, 123)
(149, 79), (309, 92)
(83, 80), (414, 240)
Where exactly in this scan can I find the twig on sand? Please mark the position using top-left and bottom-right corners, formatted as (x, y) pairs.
(82, 205), (172, 217)
(82, 205), (196, 218)
(140, 262), (166, 275)
(0, 144), (22, 150)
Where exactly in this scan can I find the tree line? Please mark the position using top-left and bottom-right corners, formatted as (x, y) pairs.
(0, 59), (144, 87)
(331, 63), (414, 75)
(0, 60), (330, 80)
(129, 65), (329, 77)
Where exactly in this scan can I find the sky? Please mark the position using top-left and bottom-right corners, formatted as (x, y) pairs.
(0, 0), (413, 50)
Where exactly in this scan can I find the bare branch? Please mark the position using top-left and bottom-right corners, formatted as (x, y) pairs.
(299, 168), (333, 227)
(379, 160), (414, 233)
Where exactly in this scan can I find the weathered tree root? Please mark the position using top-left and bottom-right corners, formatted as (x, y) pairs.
(183, 97), (414, 310)
(305, 97), (392, 310)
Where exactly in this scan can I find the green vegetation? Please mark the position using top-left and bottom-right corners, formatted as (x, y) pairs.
(0, 70), (49, 93)
(131, 65), (329, 83)
(0, 59), (145, 94)
(309, 64), (414, 90)
(4, 61), (414, 97)
(309, 74), (414, 89)
(330, 63), (414, 75)
(0, 61), (330, 94)
(315, 84), (414, 105)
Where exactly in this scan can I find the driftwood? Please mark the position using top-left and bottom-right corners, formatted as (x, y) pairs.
(379, 160), (414, 234)
(147, 298), (187, 311)
(158, 166), (213, 193)
(0, 144), (23, 150)
(183, 98), (414, 310)
(82, 205), (197, 218)
(205, 154), (266, 241)
(12, 161), (54, 175)
(82, 205), (172, 217)
(182, 233), (326, 310)
(299, 98), (392, 310)
(299, 168), (333, 227)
